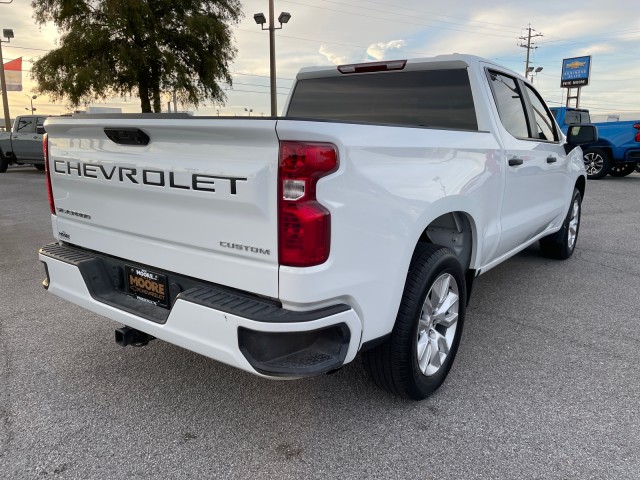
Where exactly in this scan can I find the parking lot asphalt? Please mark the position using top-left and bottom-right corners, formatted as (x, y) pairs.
(1, 165), (639, 479)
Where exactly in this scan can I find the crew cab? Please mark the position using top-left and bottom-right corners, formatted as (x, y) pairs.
(551, 106), (639, 179)
(0, 115), (50, 172)
(39, 55), (596, 400)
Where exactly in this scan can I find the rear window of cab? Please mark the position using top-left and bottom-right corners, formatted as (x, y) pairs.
(286, 68), (478, 131)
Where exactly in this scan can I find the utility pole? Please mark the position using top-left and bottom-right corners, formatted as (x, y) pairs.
(519, 25), (543, 79)
(0, 29), (14, 131)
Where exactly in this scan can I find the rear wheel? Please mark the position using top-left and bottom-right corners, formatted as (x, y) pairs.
(635, 163), (640, 173)
(583, 148), (610, 179)
(608, 163), (635, 177)
(540, 188), (581, 260)
(34, 164), (45, 171)
(0, 154), (8, 173)
(363, 244), (466, 400)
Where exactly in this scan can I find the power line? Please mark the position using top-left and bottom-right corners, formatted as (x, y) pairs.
(2, 44), (50, 52)
(223, 88), (289, 96)
(541, 27), (640, 45)
(231, 71), (294, 82)
(231, 81), (290, 90)
(280, 0), (516, 38)
(316, 0), (522, 35)
(355, 0), (522, 32)
(4, 58), (296, 84)
(238, 27), (437, 58)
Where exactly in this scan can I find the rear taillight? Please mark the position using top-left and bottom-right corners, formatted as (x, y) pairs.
(634, 123), (640, 142)
(278, 141), (338, 267)
(44, 133), (56, 215)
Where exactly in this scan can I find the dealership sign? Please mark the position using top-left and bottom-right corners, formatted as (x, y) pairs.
(561, 56), (591, 88)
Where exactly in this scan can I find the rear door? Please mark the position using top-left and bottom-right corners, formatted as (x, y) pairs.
(486, 69), (568, 257)
(12, 117), (42, 161)
(45, 117), (281, 298)
(521, 81), (572, 217)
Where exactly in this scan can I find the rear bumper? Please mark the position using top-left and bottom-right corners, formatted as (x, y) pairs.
(624, 149), (640, 161)
(39, 242), (362, 378)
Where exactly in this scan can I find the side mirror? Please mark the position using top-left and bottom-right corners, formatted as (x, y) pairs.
(36, 125), (46, 135)
(566, 124), (598, 145)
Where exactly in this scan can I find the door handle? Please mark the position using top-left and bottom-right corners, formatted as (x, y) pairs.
(546, 156), (557, 164)
(508, 158), (524, 166)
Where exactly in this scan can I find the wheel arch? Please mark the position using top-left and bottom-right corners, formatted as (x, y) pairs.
(575, 175), (586, 199)
(0, 145), (10, 173)
(360, 207), (480, 352)
(417, 211), (476, 272)
(418, 210), (478, 303)
(584, 142), (613, 158)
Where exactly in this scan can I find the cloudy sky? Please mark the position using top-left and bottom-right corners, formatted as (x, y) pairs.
(1, 0), (639, 119)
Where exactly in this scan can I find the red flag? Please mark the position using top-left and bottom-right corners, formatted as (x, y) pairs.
(4, 57), (22, 91)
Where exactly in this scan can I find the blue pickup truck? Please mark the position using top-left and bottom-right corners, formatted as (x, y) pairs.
(551, 107), (640, 179)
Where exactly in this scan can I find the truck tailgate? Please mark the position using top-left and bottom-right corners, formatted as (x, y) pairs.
(45, 117), (280, 298)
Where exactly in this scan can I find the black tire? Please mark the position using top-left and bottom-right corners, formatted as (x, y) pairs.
(34, 164), (45, 171)
(0, 153), (8, 173)
(582, 148), (610, 180)
(608, 163), (635, 177)
(363, 244), (466, 400)
(539, 188), (582, 260)
(635, 163), (640, 173)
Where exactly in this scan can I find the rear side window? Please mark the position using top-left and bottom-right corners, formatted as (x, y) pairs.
(286, 69), (478, 131)
(566, 111), (591, 124)
(17, 118), (35, 133)
(523, 84), (558, 142)
(565, 111), (580, 124)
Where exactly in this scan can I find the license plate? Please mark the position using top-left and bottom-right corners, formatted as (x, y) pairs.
(125, 265), (169, 308)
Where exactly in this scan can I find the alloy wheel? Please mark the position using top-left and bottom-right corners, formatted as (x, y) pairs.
(416, 273), (459, 377)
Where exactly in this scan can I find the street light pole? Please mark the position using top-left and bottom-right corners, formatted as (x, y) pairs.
(526, 66), (543, 85)
(0, 29), (14, 131)
(530, 66), (543, 85)
(25, 94), (36, 114)
(254, 4), (291, 117)
(268, 0), (276, 117)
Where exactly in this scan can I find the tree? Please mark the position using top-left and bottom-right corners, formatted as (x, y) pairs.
(31, 0), (243, 112)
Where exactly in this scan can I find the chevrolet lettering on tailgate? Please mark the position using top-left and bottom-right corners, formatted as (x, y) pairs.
(52, 160), (247, 194)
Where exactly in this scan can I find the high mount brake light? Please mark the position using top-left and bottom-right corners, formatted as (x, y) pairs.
(44, 133), (56, 215)
(337, 60), (407, 74)
(278, 141), (338, 267)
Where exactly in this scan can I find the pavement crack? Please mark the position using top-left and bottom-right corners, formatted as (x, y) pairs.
(575, 251), (640, 278)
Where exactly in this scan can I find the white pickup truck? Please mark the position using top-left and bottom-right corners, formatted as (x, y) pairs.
(39, 55), (596, 400)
